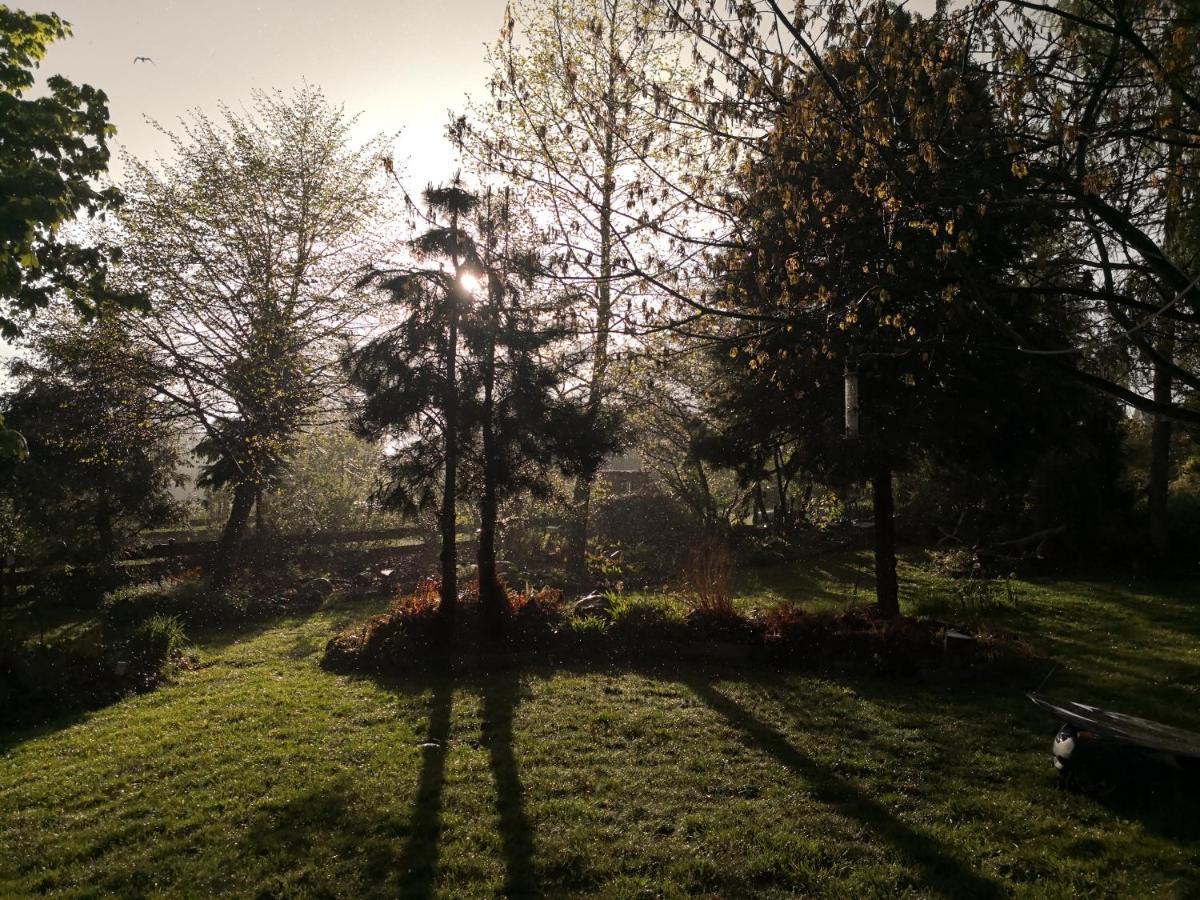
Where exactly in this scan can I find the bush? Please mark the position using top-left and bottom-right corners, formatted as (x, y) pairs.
(101, 577), (278, 632)
(321, 570), (1033, 679)
(909, 575), (1020, 628)
(102, 578), (225, 630)
(0, 614), (193, 727)
(590, 487), (702, 585)
(679, 540), (736, 617)
(123, 614), (187, 676)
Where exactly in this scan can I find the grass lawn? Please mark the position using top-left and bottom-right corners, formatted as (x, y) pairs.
(2, 555), (1199, 897)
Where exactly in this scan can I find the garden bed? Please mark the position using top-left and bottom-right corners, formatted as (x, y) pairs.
(322, 577), (1033, 678)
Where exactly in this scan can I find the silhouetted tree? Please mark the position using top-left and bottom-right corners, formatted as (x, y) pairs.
(119, 86), (390, 589)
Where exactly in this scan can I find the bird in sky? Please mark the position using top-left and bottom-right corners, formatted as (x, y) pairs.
(133, 56), (154, 64)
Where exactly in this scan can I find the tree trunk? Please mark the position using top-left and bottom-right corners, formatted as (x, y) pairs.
(255, 486), (268, 538)
(478, 474), (504, 633)
(210, 480), (257, 591)
(872, 469), (899, 617)
(1150, 88), (1182, 561)
(1149, 349), (1173, 560)
(478, 200), (508, 635)
(753, 482), (768, 527)
(566, 22), (619, 584)
(439, 207), (463, 638)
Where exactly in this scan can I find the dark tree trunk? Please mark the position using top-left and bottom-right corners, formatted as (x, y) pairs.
(478, 241), (508, 635)
(478, 476), (504, 632)
(439, 210), (463, 638)
(255, 486), (268, 538)
(210, 480), (257, 591)
(1150, 91), (1181, 562)
(872, 469), (899, 617)
(753, 482), (768, 527)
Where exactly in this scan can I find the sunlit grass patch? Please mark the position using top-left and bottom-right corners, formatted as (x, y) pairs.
(2, 563), (1199, 896)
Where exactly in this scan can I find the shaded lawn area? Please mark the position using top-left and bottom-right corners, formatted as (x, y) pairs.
(2, 564), (1200, 897)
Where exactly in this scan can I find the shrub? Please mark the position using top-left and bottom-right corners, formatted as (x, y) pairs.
(910, 575), (1020, 627)
(123, 614), (187, 676)
(101, 581), (172, 628)
(0, 615), (193, 727)
(323, 577), (443, 672)
(590, 488), (701, 585)
(679, 539), (736, 617)
(102, 577), (260, 632)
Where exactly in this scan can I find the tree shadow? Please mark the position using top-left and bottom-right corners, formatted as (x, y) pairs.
(480, 670), (538, 898)
(682, 675), (1005, 899)
(396, 676), (454, 899)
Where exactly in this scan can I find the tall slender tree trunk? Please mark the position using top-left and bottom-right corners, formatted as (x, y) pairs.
(1149, 343), (1174, 560)
(872, 469), (899, 617)
(479, 194), (508, 634)
(567, 49), (618, 584)
(753, 482), (768, 527)
(255, 486), (268, 538)
(210, 480), (257, 591)
(439, 209), (463, 638)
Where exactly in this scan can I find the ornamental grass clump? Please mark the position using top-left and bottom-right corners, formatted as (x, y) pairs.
(679, 539), (737, 619)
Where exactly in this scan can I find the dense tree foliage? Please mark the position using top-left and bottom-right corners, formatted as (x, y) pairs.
(347, 182), (617, 632)
(0, 310), (179, 564)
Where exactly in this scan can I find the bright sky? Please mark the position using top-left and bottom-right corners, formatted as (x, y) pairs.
(20, 0), (507, 188)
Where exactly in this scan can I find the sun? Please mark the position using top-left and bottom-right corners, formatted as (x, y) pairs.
(459, 271), (483, 294)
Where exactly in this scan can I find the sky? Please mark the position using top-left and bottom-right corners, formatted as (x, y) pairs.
(23, 0), (941, 189)
(21, 0), (508, 187)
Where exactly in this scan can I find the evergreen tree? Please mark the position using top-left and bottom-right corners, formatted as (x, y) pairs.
(347, 182), (618, 636)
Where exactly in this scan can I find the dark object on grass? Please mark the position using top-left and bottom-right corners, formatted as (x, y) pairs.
(1029, 693), (1200, 794)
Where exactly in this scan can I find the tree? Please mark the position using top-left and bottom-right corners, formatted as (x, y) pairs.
(707, 7), (1058, 614)
(0, 7), (134, 336)
(0, 308), (179, 564)
(989, 0), (1200, 558)
(258, 426), (396, 537)
(347, 181), (618, 634)
(465, 0), (690, 580)
(347, 181), (479, 633)
(615, 340), (751, 533)
(118, 86), (389, 589)
(466, 189), (619, 623)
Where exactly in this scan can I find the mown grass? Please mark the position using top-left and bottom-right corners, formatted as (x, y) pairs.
(2, 559), (1199, 897)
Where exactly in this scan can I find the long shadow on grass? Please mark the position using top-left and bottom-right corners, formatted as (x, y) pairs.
(684, 676), (1005, 899)
(397, 677), (454, 899)
(480, 671), (538, 898)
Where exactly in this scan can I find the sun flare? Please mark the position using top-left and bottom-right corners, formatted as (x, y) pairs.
(459, 271), (483, 294)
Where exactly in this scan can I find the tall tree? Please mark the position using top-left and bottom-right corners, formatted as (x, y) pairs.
(466, 189), (620, 626)
(708, 7), (1055, 614)
(119, 86), (389, 588)
(465, 0), (691, 581)
(347, 182), (618, 634)
(347, 181), (480, 633)
(990, 0), (1200, 557)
